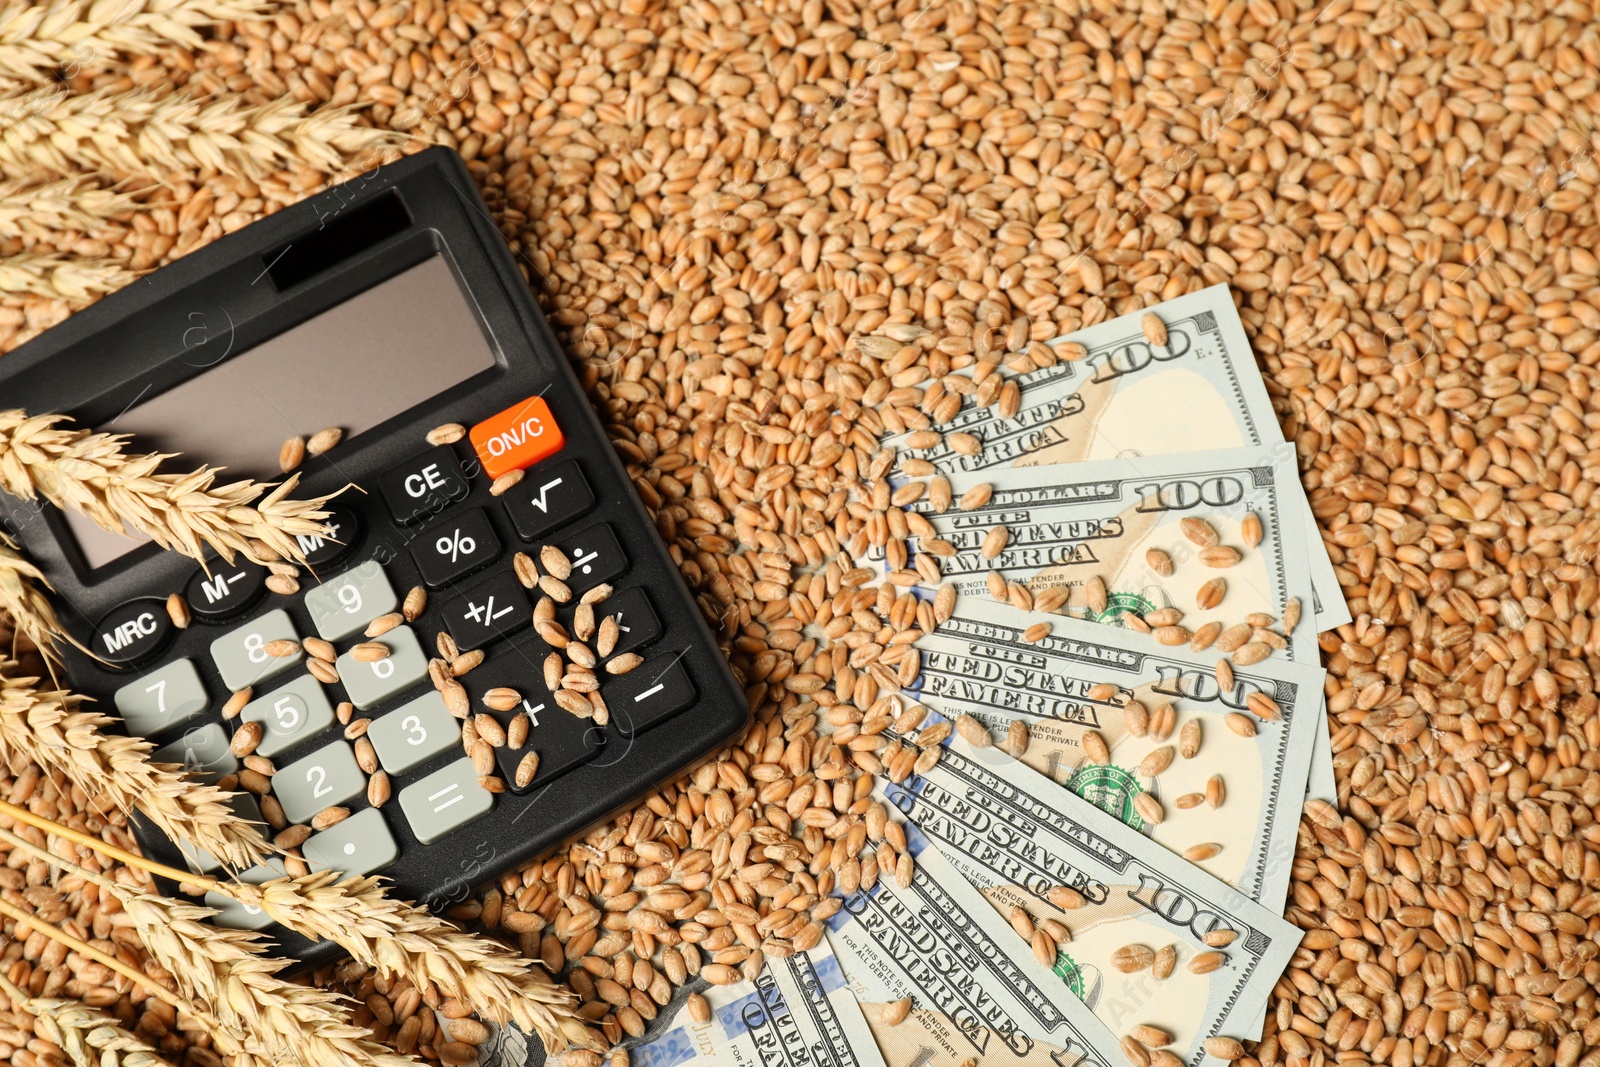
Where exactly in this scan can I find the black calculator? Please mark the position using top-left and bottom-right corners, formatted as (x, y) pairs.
(0, 147), (749, 967)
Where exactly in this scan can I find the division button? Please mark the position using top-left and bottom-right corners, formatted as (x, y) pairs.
(555, 524), (627, 598)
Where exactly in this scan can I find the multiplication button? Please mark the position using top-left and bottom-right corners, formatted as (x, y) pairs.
(442, 572), (529, 652)
(503, 459), (593, 541)
(595, 588), (661, 658)
(412, 508), (500, 587)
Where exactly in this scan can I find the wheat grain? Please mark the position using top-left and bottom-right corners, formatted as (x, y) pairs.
(0, 86), (405, 180)
(0, 971), (174, 1067)
(0, 668), (267, 868)
(0, 409), (336, 566)
(0, 0), (269, 83)
(0, 824), (416, 1067)
(0, 252), (138, 299)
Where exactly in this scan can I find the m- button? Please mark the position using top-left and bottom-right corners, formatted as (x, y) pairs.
(379, 445), (469, 525)
(470, 396), (564, 479)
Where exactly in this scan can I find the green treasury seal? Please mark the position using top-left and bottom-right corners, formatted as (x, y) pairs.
(1054, 950), (1088, 1001)
(1088, 590), (1157, 626)
(1067, 764), (1145, 831)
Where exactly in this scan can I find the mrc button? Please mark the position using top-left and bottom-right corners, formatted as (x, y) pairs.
(471, 396), (563, 479)
(92, 599), (173, 667)
(379, 445), (469, 524)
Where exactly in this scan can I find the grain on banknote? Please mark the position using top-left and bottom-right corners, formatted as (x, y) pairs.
(1152, 945), (1177, 981)
(1198, 546), (1242, 568)
(1148, 702), (1175, 742)
(1180, 518), (1219, 548)
(1178, 719), (1201, 759)
(1140, 313), (1168, 349)
(1111, 945), (1155, 974)
(1133, 792), (1164, 825)
(1196, 578), (1226, 611)
(881, 997), (912, 1026)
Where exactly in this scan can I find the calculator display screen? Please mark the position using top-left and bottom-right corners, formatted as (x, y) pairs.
(65, 256), (498, 568)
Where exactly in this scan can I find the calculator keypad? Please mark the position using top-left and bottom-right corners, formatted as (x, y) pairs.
(442, 572), (529, 652)
(303, 808), (398, 877)
(114, 658), (208, 735)
(399, 758), (494, 844)
(152, 722), (238, 782)
(211, 609), (302, 691)
(336, 625), (429, 709)
(367, 692), (460, 774)
(411, 508), (500, 587)
(380, 445), (469, 524)
(556, 524), (627, 597)
(184, 561), (266, 622)
(276, 741), (366, 824)
(241, 674), (336, 757)
(502, 459), (594, 541)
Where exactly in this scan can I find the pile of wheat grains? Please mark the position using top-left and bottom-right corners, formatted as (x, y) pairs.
(3, 0), (1600, 1065)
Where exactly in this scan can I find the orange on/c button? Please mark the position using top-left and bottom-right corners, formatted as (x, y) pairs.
(470, 396), (564, 478)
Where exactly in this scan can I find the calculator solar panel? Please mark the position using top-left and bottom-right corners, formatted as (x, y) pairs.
(0, 147), (750, 969)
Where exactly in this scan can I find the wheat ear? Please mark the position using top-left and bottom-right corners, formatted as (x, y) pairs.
(0, 531), (66, 662)
(0, 0), (271, 84)
(0, 174), (146, 240)
(0, 84), (404, 180)
(0, 409), (337, 567)
(0, 796), (598, 1054)
(0, 667), (270, 869)
(0, 968), (177, 1067)
(0, 822), (422, 1067)
(0, 251), (138, 299)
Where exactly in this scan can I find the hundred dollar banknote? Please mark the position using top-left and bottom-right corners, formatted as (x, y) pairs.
(905, 596), (1322, 906)
(879, 283), (1349, 630)
(630, 940), (889, 1067)
(906, 444), (1317, 664)
(882, 736), (1303, 1063)
(825, 833), (1121, 1067)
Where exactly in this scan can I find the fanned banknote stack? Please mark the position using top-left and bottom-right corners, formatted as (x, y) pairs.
(619, 286), (1335, 1067)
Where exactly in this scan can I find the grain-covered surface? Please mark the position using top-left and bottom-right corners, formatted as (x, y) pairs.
(3, 1), (1600, 1066)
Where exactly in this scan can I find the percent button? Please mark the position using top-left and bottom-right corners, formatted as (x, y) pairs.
(412, 508), (500, 587)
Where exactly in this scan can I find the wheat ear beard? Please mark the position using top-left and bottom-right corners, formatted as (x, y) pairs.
(0, 668), (269, 869)
(0, 969), (177, 1067)
(0, 409), (339, 567)
(237, 872), (598, 1053)
(0, 532), (67, 664)
(0, 824), (423, 1067)
(0, 0), (273, 85)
